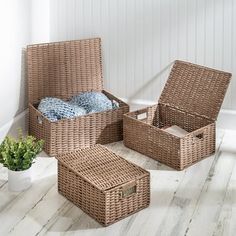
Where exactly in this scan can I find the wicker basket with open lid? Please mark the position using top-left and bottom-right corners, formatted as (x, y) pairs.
(27, 38), (103, 105)
(123, 60), (232, 170)
(56, 145), (150, 226)
(159, 60), (232, 121)
(27, 38), (129, 156)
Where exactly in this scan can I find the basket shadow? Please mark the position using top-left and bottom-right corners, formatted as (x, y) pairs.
(37, 150), (51, 158)
(46, 203), (103, 232)
(105, 141), (177, 172)
(25, 175), (102, 232)
(97, 121), (123, 145)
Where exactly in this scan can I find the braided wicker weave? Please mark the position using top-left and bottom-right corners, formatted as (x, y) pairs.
(27, 38), (129, 156)
(124, 60), (231, 170)
(56, 145), (150, 226)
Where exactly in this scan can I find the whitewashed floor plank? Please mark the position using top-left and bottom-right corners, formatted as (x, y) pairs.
(212, 131), (236, 236)
(153, 156), (216, 236)
(0, 156), (55, 213)
(151, 131), (225, 236)
(120, 130), (225, 236)
(213, 162), (236, 236)
(0, 129), (235, 236)
(122, 170), (186, 236)
(185, 151), (236, 236)
(0, 159), (57, 235)
(8, 184), (67, 236)
(37, 202), (82, 236)
(0, 166), (7, 189)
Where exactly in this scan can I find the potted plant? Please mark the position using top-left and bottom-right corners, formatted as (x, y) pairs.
(0, 130), (44, 191)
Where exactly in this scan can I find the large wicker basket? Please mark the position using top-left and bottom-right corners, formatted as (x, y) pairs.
(124, 60), (231, 170)
(56, 145), (150, 226)
(27, 38), (129, 156)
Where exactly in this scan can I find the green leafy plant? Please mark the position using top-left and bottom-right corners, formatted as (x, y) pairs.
(0, 130), (44, 171)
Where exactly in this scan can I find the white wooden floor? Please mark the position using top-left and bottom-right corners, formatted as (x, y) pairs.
(0, 129), (236, 236)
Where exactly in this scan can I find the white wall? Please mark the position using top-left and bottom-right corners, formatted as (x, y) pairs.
(0, 0), (236, 131)
(0, 0), (31, 128)
(0, 0), (50, 131)
(31, 0), (50, 44)
(49, 0), (236, 110)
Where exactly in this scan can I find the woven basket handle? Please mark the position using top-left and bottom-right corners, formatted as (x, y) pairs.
(193, 129), (205, 139)
(119, 181), (137, 199)
(135, 108), (148, 121)
(37, 115), (44, 125)
(190, 129), (207, 145)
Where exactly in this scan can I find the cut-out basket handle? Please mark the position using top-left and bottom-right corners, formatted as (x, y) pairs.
(119, 181), (137, 199)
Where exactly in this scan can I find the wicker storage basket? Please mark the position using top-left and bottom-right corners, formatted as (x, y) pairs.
(56, 145), (150, 226)
(27, 38), (129, 156)
(124, 60), (231, 170)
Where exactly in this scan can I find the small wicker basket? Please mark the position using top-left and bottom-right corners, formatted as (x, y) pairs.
(124, 60), (231, 170)
(56, 145), (150, 226)
(27, 38), (129, 156)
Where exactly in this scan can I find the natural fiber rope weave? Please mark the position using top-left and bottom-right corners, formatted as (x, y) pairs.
(27, 38), (129, 156)
(124, 60), (231, 170)
(27, 38), (103, 104)
(56, 145), (150, 226)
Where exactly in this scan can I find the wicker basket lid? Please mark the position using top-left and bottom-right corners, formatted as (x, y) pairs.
(56, 145), (148, 191)
(27, 38), (103, 104)
(159, 60), (232, 121)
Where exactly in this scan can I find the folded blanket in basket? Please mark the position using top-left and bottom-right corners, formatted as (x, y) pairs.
(38, 97), (87, 122)
(69, 91), (119, 113)
(38, 92), (119, 122)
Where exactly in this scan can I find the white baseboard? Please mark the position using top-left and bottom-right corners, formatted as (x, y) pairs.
(0, 110), (28, 142)
(217, 109), (236, 130)
(0, 99), (235, 142)
(122, 98), (236, 130)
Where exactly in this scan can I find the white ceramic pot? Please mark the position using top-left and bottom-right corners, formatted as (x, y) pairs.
(8, 168), (31, 192)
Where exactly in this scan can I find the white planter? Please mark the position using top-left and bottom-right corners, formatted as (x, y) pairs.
(8, 168), (31, 192)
